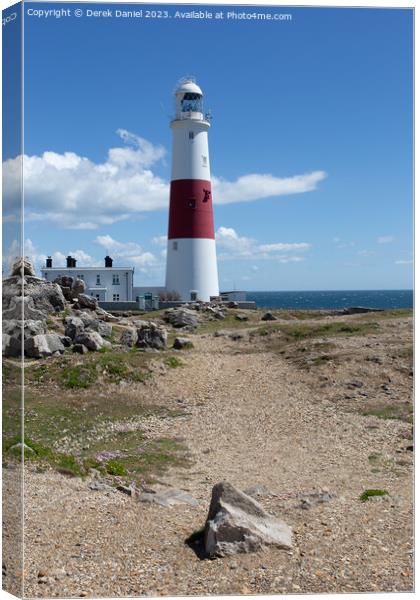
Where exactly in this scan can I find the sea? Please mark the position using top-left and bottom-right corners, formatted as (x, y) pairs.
(245, 290), (413, 311)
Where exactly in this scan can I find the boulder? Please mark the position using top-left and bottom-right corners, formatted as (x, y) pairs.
(72, 278), (86, 298)
(95, 307), (120, 322)
(3, 319), (47, 341)
(77, 311), (96, 327)
(261, 312), (277, 321)
(235, 314), (249, 322)
(203, 482), (292, 558)
(76, 294), (98, 310)
(72, 344), (88, 354)
(24, 333), (65, 358)
(3, 279), (65, 319)
(10, 257), (36, 277)
(74, 331), (110, 351)
(136, 322), (167, 350)
(165, 308), (199, 329)
(60, 336), (72, 348)
(173, 337), (193, 350)
(227, 301), (239, 309)
(54, 275), (74, 289)
(86, 320), (112, 338)
(64, 316), (85, 340)
(3, 334), (21, 358)
(119, 328), (138, 348)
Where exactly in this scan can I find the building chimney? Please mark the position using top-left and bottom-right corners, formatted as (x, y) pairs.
(46, 256), (52, 268)
(66, 256), (77, 268)
(104, 255), (113, 268)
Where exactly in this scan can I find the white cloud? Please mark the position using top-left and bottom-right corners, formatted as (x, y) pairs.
(152, 235), (168, 246)
(95, 234), (162, 274)
(377, 235), (395, 244)
(395, 259), (412, 265)
(2, 131), (327, 229)
(357, 249), (376, 256)
(216, 226), (310, 264)
(212, 171), (327, 204)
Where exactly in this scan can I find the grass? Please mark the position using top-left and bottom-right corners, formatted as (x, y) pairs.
(166, 356), (183, 368)
(359, 489), (389, 503)
(278, 321), (380, 340)
(361, 402), (413, 423)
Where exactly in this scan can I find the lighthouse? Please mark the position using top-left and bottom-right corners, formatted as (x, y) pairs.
(165, 79), (219, 302)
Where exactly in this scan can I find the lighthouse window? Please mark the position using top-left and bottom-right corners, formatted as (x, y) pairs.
(189, 131), (194, 140)
(172, 241), (178, 251)
(202, 155), (207, 166)
(188, 199), (196, 209)
(181, 93), (203, 113)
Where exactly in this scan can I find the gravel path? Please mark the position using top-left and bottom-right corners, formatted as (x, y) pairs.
(13, 317), (414, 596)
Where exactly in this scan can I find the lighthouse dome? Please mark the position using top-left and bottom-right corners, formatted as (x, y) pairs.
(175, 79), (203, 96)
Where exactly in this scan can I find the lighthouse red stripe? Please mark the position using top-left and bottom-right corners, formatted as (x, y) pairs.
(168, 179), (215, 239)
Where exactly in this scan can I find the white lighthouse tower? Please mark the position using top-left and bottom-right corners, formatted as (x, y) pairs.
(165, 79), (219, 302)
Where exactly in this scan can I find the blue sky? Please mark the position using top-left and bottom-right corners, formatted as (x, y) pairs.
(3, 2), (413, 289)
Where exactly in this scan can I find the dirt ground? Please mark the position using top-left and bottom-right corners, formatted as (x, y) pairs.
(2, 310), (414, 597)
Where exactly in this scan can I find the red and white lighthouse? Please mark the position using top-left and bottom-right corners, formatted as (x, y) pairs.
(165, 79), (219, 302)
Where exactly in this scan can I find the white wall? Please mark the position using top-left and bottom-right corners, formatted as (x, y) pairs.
(42, 268), (134, 301)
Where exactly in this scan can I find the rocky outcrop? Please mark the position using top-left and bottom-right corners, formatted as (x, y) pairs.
(3, 334), (21, 358)
(203, 482), (292, 558)
(261, 312), (277, 321)
(75, 294), (98, 311)
(54, 276), (86, 301)
(136, 322), (167, 350)
(86, 319), (112, 338)
(24, 333), (65, 358)
(119, 328), (138, 348)
(173, 337), (193, 350)
(74, 331), (111, 351)
(10, 257), (36, 277)
(64, 316), (85, 340)
(165, 308), (199, 329)
(3, 319), (47, 341)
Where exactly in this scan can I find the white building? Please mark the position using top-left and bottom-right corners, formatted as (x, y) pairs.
(41, 255), (134, 302)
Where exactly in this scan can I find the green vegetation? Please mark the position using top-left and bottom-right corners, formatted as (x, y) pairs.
(361, 402), (413, 423)
(359, 489), (389, 503)
(106, 459), (128, 476)
(166, 356), (183, 368)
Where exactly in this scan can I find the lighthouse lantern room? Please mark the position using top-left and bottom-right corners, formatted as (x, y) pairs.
(165, 79), (219, 302)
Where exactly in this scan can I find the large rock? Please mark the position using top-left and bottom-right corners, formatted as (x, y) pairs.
(203, 482), (292, 558)
(74, 331), (110, 351)
(165, 308), (199, 329)
(173, 337), (193, 350)
(136, 322), (167, 350)
(76, 294), (98, 310)
(3, 279), (65, 319)
(3, 319), (47, 341)
(119, 328), (138, 348)
(24, 334), (65, 358)
(64, 316), (85, 340)
(86, 319), (112, 338)
(72, 278), (86, 297)
(2, 334), (21, 358)
(54, 276), (74, 301)
(261, 312), (277, 321)
(10, 257), (36, 277)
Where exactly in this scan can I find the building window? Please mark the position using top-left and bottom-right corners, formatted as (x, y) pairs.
(113, 294), (120, 301)
(113, 274), (120, 285)
(188, 198), (196, 209)
(189, 131), (194, 140)
(202, 155), (207, 166)
(173, 241), (178, 251)
(77, 274), (84, 280)
(95, 294), (100, 300)
(96, 274), (101, 285)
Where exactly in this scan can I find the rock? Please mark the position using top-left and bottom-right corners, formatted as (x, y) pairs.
(139, 488), (198, 507)
(261, 312), (277, 321)
(235, 314), (248, 321)
(342, 307), (384, 315)
(346, 380), (364, 389)
(24, 333), (65, 358)
(119, 328), (138, 348)
(76, 294), (98, 310)
(54, 275), (74, 289)
(95, 307), (120, 322)
(60, 336), (72, 348)
(136, 322), (167, 350)
(89, 479), (115, 492)
(11, 257), (36, 277)
(3, 274), (65, 319)
(203, 482), (292, 557)
(3, 319), (47, 341)
(165, 308), (199, 329)
(86, 319), (112, 338)
(72, 344), (88, 354)
(64, 316), (85, 340)
(298, 489), (335, 509)
(214, 330), (228, 337)
(74, 331), (110, 351)
(230, 333), (244, 341)
(173, 337), (193, 350)
(72, 278), (86, 297)
(2, 334), (21, 357)
(227, 301), (239, 308)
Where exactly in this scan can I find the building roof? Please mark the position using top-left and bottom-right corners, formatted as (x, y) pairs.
(41, 266), (134, 272)
(175, 79), (203, 96)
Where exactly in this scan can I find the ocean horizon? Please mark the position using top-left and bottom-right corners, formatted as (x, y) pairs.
(245, 290), (413, 310)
